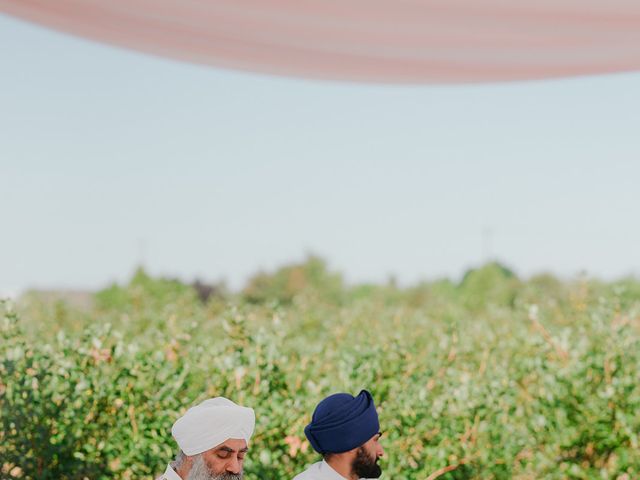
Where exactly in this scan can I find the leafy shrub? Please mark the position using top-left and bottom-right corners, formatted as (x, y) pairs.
(2, 264), (640, 479)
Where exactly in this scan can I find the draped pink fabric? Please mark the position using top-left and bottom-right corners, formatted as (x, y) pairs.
(2, 0), (640, 83)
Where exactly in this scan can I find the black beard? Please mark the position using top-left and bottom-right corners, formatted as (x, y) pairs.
(351, 446), (382, 478)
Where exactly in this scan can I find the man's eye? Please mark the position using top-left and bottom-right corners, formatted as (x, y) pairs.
(217, 452), (231, 459)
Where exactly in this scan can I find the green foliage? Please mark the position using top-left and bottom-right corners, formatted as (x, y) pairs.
(2, 263), (640, 479)
(242, 255), (344, 305)
(459, 261), (520, 311)
(95, 267), (198, 312)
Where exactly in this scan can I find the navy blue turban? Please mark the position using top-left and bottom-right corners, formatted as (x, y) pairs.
(304, 390), (379, 454)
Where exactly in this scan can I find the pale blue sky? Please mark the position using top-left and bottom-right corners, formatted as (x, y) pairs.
(1, 13), (640, 294)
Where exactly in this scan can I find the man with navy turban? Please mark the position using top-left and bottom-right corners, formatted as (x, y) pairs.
(294, 390), (384, 479)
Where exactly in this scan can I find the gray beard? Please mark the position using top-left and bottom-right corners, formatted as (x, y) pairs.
(186, 454), (243, 480)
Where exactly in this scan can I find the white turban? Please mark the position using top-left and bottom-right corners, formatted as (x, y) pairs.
(171, 397), (255, 456)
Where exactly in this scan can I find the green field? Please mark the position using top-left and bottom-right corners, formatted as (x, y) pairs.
(2, 258), (639, 479)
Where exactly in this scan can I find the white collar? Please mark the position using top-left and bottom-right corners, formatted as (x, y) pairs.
(320, 460), (349, 479)
(163, 464), (183, 480)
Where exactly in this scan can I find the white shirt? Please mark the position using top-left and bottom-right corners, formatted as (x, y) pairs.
(156, 464), (182, 480)
(293, 460), (348, 480)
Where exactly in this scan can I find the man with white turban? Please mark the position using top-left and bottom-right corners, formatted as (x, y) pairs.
(157, 397), (255, 480)
(294, 390), (384, 480)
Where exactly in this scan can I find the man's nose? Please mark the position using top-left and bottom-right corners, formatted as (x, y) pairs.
(377, 445), (385, 457)
(226, 456), (242, 474)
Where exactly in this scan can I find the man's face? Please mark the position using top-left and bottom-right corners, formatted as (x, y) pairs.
(187, 439), (248, 480)
(351, 432), (384, 478)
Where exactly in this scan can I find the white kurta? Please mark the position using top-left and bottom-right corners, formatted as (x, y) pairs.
(155, 464), (182, 480)
(293, 460), (348, 480)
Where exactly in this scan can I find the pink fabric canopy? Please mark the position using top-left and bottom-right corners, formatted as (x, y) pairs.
(2, 0), (640, 83)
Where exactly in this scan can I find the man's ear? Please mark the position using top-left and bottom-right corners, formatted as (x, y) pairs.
(347, 446), (359, 459)
(178, 454), (194, 476)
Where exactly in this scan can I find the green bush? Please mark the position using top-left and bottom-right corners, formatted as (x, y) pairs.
(2, 264), (640, 479)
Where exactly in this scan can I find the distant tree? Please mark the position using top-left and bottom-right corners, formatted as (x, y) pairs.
(458, 261), (520, 311)
(94, 266), (196, 311)
(190, 279), (228, 303)
(242, 255), (344, 304)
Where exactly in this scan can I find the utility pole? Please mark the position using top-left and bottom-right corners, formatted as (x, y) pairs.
(137, 238), (148, 269)
(482, 227), (493, 263)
